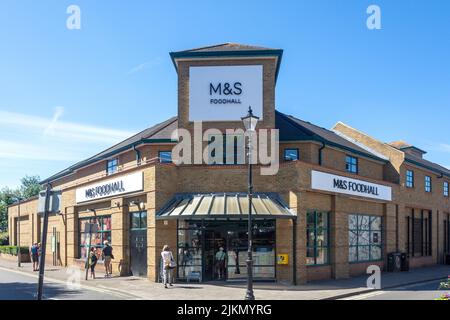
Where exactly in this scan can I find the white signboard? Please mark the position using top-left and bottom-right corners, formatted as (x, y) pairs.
(311, 170), (392, 201)
(76, 171), (143, 203)
(189, 65), (263, 121)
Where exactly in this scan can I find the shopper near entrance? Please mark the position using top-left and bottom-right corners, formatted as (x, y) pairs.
(30, 242), (39, 271)
(89, 247), (98, 279)
(215, 247), (227, 280)
(161, 245), (175, 288)
(102, 240), (113, 278)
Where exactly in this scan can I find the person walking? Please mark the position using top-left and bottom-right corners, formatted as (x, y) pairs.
(30, 243), (39, 271)
(215, 247), (227, 280)
(89, 247), (98, 279)
(161, 245), (175, 288)
(102, 240), (113, 278)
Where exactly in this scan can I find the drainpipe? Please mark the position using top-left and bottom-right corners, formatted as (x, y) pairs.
(318, 142), (326, 166)
(133, 144), (141, 165)
(292, 218), (297, 285)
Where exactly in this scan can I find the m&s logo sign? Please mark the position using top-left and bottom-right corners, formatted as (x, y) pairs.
(209, 82), (243, 96)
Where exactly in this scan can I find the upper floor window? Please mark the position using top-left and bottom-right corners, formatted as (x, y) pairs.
(406, 170), (414, 188)
(207, 134), (244, 165)
(284, 149), (299, 161)
(425, 176), (432, 193)
(444, 181), (449, 197)
(106, 158), (118, 175)
(345, 155), (358, 174)
(159, 151), (172, 163)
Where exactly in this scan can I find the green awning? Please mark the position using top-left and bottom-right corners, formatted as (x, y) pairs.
(156, 193), (296, 220)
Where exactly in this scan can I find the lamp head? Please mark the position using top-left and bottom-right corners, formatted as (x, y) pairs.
(241, 106), (259, 132)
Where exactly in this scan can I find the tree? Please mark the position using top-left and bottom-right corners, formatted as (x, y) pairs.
(0, 175), (42, 232)
(20, 175), (42, 199)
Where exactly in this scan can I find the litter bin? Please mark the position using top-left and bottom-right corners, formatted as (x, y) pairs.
(445, 253), (450, 265)
(387, 252), (401, 272)
(400, 253), (409, 272)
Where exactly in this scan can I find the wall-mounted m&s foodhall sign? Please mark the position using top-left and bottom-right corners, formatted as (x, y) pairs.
(189, 65), (263, 121)
(311, 170), (392, 201)
(76, 171), (143, 203)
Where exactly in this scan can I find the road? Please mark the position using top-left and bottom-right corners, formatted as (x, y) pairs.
(342, 279), (448, 300)
(0, 267), (126, 300)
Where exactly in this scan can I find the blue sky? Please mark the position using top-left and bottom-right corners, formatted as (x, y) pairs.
(0, 0), (449, 188)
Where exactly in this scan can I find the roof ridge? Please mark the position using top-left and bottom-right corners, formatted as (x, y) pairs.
(333, 121), (403, 155)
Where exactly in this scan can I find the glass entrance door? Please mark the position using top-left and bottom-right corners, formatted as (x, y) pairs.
(177, 219), (276, 282)
(203, 229), (227, 281)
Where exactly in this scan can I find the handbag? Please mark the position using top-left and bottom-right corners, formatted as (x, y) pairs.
(169, 252), (176, 269)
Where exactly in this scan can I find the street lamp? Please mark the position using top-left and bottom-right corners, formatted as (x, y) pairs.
(241, 106), (259, 301)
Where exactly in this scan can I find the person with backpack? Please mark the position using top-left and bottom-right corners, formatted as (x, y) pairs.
(30, 243), (39, 271)
(102, 240), (114, 278)
(89, 247), (98, 279)
(161, 245), (175, 288)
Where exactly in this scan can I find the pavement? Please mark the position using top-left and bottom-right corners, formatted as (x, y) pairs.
(341, 279), (448, 300)
(0, 258), (449, 300)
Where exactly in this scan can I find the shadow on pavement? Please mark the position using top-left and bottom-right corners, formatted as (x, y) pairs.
(0, 282), (80, 300)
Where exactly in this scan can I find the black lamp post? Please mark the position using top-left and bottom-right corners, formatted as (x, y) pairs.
(241, 106), (259, 301)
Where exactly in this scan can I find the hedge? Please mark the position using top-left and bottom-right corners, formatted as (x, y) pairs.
(0, 232), (8, 245)
(0, 245), (29, 255)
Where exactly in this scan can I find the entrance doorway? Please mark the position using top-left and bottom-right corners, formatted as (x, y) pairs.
(130, 211), (147, 277)
(177, 220), (276, 282)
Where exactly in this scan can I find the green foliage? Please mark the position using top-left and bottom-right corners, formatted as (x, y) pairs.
(439, 277), (450, 290)
(0, 175), (42, 232)
(19, 175), (42, 199)
(0, 232), (8, 245)
(0, 245), (29, 255)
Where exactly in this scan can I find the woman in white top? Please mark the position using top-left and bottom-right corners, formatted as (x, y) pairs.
(161, 245), (175, 288)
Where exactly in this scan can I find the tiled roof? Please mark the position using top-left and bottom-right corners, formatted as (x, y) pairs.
(169, 43), (283, 82)
(404, 153), (450, 177)
(176, 43), (278, 53)
(42, 110), (450, 184)
(276, 111), (387, 162)
(41, 117), (178, 184)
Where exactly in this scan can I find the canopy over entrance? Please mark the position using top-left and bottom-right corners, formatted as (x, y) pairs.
(156, 192), (296, 220)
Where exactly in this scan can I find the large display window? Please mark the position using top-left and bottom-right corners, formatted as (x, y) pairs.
(79, 215), (112, 260)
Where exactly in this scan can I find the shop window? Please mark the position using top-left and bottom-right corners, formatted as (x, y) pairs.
(425, 176), (432, 193)
(348, 214), (382, 263)
(79, 215), (112, 260)
(444, 181), (449, 197)
(345, 155), (358, 174)
(177, 221), (203, 281)
(130, 211), (147, 230)
(284, 149), (299, 161)
(106, 158), (118, 175)
(159, 151), (172, 163)
(406, 170), (414, 188)
(406, 209), (432, 257)
(306, 211), (330, 265)
(444, 214), (450, 254)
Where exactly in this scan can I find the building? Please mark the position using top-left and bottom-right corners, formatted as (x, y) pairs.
(8, 43), (450, 284)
